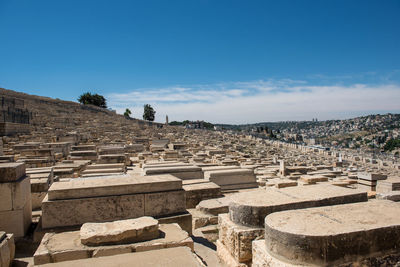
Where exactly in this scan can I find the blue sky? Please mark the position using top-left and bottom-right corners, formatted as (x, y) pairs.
(0, 0), (399, 123)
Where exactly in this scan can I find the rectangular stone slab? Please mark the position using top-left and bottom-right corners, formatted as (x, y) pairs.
(144, 166), (204, 180)
(204, 169), (256, 186)
(218, 213), (263, 264)
(201, 166), (240, 172)
(144, 166), (202, 175)
(34, 224), (194, 265)
(80, 217), (159, 246)
(300, 175), (328, 184)
(357, 172), (387, 181)
(34, 247), (201, 267)
(48, 174), (182, 200)
(85, 163), (125, 170)
(142, 163), (190, 170)
(42, 188), (185, 229)
(183, 182), (222, 208)
(42, 193), (145, 229)
(0, 163), (26, 182)
(377, 177), (400, 193)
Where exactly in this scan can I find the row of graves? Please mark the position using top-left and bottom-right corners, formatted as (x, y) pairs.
(1, 141), (399, 266)
(0, 94), (399, 266)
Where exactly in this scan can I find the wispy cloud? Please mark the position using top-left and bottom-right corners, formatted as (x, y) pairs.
(107, 78), (400, 124)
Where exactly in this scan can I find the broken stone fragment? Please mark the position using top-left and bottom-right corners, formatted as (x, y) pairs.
(80, 217), (159, 246)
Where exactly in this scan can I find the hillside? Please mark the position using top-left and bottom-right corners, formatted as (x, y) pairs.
(216, 114), (400, 154)
(0, 87), (165, 142)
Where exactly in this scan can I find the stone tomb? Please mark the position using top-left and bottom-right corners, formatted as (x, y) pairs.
(34, 222), (194, 265)
(377, 176), (400, 193)
(218, 184), (368, 266)
(357, 172), (388, 192)
(253, 200), (400, 266)
(144, 165), (204, 180)
(26, 167), (54, 210)
(0, 163), (32, 238)
(81, 163), (126, 177)
(34, 247), (202, 267)
(41, 174), (188, 230)
(376, 177), (400, 201)
(204, 168), (258, 190)
(182, 179), (222, 208)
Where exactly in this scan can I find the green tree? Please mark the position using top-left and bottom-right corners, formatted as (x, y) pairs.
(78, 92), (107, 108)
(143, 104), (156, 121)
(383, 139), (400, 151)
(124, 108), (132, 118)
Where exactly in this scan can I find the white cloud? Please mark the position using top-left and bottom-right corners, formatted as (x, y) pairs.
(107, 79), (400, 124)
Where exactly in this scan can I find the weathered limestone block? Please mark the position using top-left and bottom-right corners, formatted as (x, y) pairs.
(253, 239), (400, 267)
(0, 162), (26, 182)
(42, 193), (145, 229)
(31, 192), (47, 210)
(81, 163), (126, 176)
(29, 169), (53, 210)
(196, 197), (231, 216)
(229, 185), (367, 227)
(218, 213), (264, 264)
(357, 172), (387, 181)
(0, 183), (12, 211)
(0, 232), (15, 267)
(71, 145), (96, 151)
(162, 151), (179, 160)
(376, 192), (400, 202)
(97, 154), (126, 164)
(34, 247), (202, 267)
(144, 166), (204, 180)
(201, 165), (240, 172)
(143, 162), (188, 170)
(264, 200), (400, 266)
(144, 190), (186, 217)
(216, 240), (247, 267)
(204, 169), (257, 190)
(80, 217), (159, 246)
(265, 178), (297, 188)
(47, 174), (182, 201)
(189, 209), (218, 230)
(183, 182), (222, 208)
(377, 177), (400, 193)
(252, 239), (275, 267)
(157, 211), (193, 235)
(299, 174), (328, 184)
(358, 180), (377, 191)
(34, 223), (194, 265)
(97, 146), (125, 155)
(69, 150), (97, 161)
(0, 163), (31, 238)
(42, 175), (186, 229)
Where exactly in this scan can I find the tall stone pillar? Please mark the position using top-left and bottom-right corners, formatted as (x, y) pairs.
(279, 160), (286, 176)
